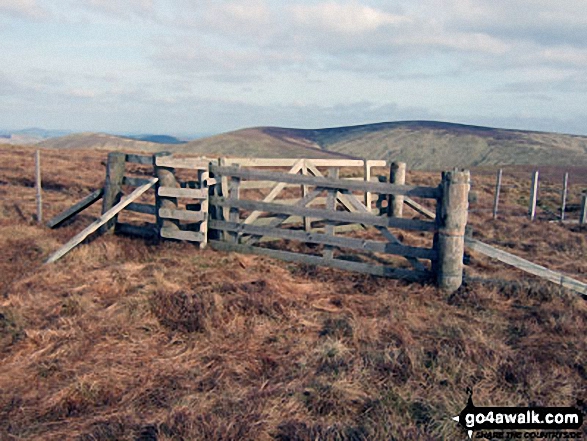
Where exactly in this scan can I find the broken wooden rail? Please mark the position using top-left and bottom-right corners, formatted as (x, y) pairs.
(45, 178), (158, 264)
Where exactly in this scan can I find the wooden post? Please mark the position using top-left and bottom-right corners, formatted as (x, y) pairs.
(154, 152), (180, 239)
(228, 174), (241, 243)
(580, 195), (587, 225)
(387, 162), (406, 218)
(324, 167), (338, 260)
(34, 150), (42, 223)
(529, 170), (539, 221)
(198, 168), (210, 249)
(301, 162), (311, 232)
(436, 169), (470, 293)
(100, 151), (126, 234)
(363, 160), (372, 212)
(492, 168), (502, 220)
(560, 172), (568, 222)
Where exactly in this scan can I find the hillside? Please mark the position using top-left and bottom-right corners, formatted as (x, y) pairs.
(25, 121), (587, 169)
(232, 122), (587, 170)
(37, 132), (166, 153)
(0, 145), (586, 440)
(178, 128), (353, 159)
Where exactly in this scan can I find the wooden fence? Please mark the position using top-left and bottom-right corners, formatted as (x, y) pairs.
(44, 151), (586, 296)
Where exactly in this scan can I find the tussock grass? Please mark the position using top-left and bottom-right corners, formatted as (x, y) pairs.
(0, 145), (585, 440)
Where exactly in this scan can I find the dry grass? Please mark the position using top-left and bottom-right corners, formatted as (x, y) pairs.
(0, 145), (586, 440)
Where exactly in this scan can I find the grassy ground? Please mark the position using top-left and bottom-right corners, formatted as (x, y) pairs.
(0, 145), (586, 440)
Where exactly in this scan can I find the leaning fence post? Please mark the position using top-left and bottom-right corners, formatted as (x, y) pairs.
(436, 169), (470, 293)
(100, 151), (126, 234)
(580, 195), (587, 225)
(529, 170), (539, 221)
(35, 150), (42, 223)
(492, 168), (502, 220)
(560, 172), (568, 222)
(154, 151), (180, 240)
(388, 162), (406, 218)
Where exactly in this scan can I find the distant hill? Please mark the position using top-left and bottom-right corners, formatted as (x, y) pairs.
(0, 128), (71, 145)
(124, 134), (186, 144)
(176, 121), (587, 169)
(30, 121), (587, 170)
(37, 132), (165, 152)
(178, 128), (353, 159)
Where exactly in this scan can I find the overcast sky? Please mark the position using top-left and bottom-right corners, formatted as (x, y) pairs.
(1, 0), (586, 136)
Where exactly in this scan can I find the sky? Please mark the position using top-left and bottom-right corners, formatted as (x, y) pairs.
(1, 0), (587, 136)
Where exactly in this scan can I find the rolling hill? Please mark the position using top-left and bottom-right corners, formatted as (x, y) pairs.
(32, 121), (587, 170)
(36, 132), (165, 153)
(181, 121), (587, 170)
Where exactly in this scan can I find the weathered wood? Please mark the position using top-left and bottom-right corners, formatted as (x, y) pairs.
(222, 158), (385, 168)
(242, 159), (304, 226)
(493, 168), (502, 220)
(388, 162), (406, 218)
(228, 176), (241, 243)
(125, 153), (153, 165)
(209, 220), (437, 260)
(580, 195), (587, 225)
(529, 170), (539, 221)
(115, 222), (157, 238)
(45, 178), (158, 264)
(100, 151), (126, 234)
(210, 196), (437, 232)
(154, 151), (179, 238)
(240, 181), (301, 190)
(303, 162), (365, 218)
(47, 189), (104, 228)
(157, 187), (208, 199)
(338, 189), (427, 272)
(404, 196), (436, 220)
(324, 168), (338, 259)
(465, 238), (587, 296)
(155, 156), (211, 169)
(125, 202), (157, 215)
(158, 208), (205, 222)
(364, 159), (372, 210)
(241, 189), (324, 245)
(35, 150), (42, 223)
(197, 169), (210, 249)
(436, 170), (470, 292)
(560, 172), (568, 222)
(209, 240), (430, 281)
(302, 162), (312, 232)
(210, 165), (440, 198)
(160, 228), (205, 242)
(123, 176), (153, 187)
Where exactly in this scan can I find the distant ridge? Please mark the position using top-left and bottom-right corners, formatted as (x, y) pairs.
(37, 132), (164, 152)
(28, 120), (587, 169)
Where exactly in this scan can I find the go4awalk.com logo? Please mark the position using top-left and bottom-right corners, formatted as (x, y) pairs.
(452, 389), (584, 439)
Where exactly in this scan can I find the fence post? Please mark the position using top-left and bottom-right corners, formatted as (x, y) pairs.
(560, 172), (568, 222)
(580, 195), (587, 225)
(388, 162), (406, 218)
(436, 169), (470, 293)
(301, 162), (311, 231)
(363, 160), (372, 212)
(35, 150), (42, 223)
(529, 170), (539, 221)
(154, 152), (180, 240)
(492, 168), (502, 220)
(100, 151), (126, 234)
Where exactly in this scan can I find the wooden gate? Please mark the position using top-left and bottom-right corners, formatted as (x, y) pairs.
(208, 160), (442, 282)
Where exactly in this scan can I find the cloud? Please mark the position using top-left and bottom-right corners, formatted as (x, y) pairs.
(289, 2), (410, 34)
(75, 0), (155, 19)
(0, 0), (48, 20)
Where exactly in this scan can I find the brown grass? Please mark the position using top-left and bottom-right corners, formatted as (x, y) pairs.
(0, 145), (586, 440)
